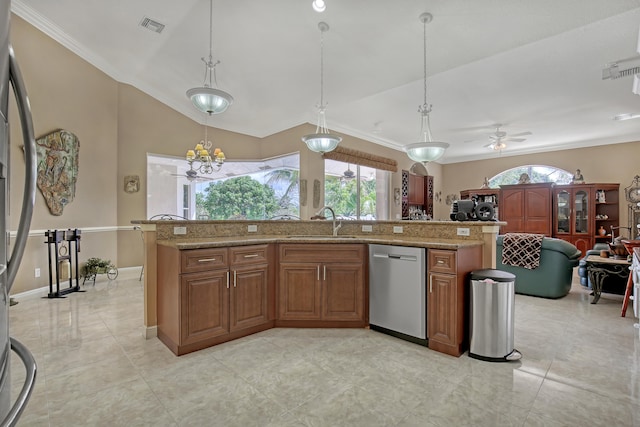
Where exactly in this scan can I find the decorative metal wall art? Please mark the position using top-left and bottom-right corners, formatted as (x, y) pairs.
(35, 129), (79, 216)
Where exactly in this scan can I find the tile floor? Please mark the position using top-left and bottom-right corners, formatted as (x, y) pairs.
(7, 269), (640, 426)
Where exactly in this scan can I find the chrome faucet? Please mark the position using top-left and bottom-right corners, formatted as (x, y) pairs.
(315, 206), (342, 236)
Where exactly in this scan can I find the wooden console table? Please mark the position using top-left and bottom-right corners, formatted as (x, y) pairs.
(585, 255), (631, 304)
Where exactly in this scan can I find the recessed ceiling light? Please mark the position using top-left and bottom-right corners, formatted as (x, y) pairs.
(614, 113), (640, 121)
(312, 0), (326, 12)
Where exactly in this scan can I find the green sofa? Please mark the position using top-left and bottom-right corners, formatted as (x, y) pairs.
(496, 235), (582, 298)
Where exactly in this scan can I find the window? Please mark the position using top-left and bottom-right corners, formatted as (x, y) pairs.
(324, 159), (389, 220)
(147, 152), (300, 220)
(488, 165), (573, 187)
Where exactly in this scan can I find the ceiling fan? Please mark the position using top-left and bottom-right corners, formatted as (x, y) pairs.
(171, 166), (216, 182)
(341, 164), (356, 181)
(483, 124), (532, 151)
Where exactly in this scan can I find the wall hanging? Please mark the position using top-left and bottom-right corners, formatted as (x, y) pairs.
(35, 129), (79, 216)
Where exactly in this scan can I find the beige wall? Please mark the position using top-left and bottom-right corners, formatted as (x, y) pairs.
(7, 16), (639, 296)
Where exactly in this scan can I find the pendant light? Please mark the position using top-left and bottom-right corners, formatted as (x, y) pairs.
(186, 0), (233, 115)
(302, 22), (342, 154)
(404, 12), (449, 163)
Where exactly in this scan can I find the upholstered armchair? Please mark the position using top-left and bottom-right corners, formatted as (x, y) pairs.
(496, 235), (582, 298)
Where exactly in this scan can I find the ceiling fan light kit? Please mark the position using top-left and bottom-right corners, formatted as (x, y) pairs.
(302, 21), (342, 154)
(403, 12), (449, 164)
(186, 0), (234, 115)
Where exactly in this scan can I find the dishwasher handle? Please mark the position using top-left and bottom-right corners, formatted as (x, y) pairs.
(373, 253), (417, 262)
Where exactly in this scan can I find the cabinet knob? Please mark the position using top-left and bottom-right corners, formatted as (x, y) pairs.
(198, 258), (216, 262)
(243, 254), (259, 258)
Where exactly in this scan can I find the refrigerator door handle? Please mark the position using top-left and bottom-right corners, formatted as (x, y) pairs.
(1, 338), (37, 427)
(6, 45), (36, 292)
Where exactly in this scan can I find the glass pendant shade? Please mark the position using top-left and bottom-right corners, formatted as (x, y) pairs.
(186, 87), (233, 115)
(302, 133), (341, 153)
(404, 12), (449, 163)
(187, 0), (233, 115)
(302, 22), (340, 154)
(404, 141), (448, 163)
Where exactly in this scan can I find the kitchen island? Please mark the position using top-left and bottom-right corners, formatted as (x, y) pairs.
(133, 219), (502, 356)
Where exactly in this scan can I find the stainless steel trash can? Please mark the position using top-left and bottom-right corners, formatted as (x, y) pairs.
(469, 269), (521, 362)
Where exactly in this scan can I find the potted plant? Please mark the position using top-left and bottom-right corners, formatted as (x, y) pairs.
(82, 257), (114, 278)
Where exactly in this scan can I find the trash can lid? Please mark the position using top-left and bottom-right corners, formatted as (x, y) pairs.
(470, 269), (515, 282)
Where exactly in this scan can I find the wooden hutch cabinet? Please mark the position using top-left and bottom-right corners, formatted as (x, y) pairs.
(500, 183), (554, 235)
(552, 183), (619, 253)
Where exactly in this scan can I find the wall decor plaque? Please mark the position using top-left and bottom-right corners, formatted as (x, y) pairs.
(124, 175), (140, 193)
(35, 129), (79, 216)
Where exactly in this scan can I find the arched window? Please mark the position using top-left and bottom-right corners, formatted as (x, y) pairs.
(488, 165), (573, 187)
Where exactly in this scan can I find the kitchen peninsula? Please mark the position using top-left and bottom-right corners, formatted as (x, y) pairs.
(133, 219), (502, 356)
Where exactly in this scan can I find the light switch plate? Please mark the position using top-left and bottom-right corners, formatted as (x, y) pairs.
(173, 226), (187, 235)
(361, 225), (373, 232)
(457, 227), (470, 236)
(248, 224), (258, 232)
(393, 226), (403, 234)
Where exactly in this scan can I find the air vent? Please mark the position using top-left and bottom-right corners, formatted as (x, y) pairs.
(140, 17), (165, 34)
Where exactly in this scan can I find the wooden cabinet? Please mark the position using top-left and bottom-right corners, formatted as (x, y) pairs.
(500, 183), (554, 235)
(408, 174), (425, 205)
(553, 183), (619, 253)
(427, 246), (482, 357)
(277, 244), (366, 327)
(157, 244), (274, 355)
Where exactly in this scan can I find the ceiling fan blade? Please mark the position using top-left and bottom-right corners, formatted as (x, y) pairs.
(509, 131), (532, 137)
(506, 137), (526, 142)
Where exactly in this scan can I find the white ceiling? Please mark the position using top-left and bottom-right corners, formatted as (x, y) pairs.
(11, 0), (640, 164)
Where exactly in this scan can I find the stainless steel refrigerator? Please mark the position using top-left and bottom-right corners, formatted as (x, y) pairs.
(1, 0), (38, 425)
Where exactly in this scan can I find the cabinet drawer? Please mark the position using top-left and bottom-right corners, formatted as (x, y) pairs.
(279, 243), (365, 263)
(230, 245), (269, 266)
(428, 249), (456, 274)
(181, 248), (228, 273)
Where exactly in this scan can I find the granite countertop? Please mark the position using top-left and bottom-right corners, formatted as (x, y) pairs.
(157, 234), (484, 250)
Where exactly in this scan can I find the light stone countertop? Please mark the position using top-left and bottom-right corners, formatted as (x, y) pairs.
(157, 234), (484, 250)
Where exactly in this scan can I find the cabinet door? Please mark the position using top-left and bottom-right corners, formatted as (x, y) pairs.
(322, 263), (364, 321)
(573, 189), (589, 236)
(524, 187), (551, 234)
(555, 189), (571, 235)
(427, 272), (457, 347)
(180, 270), (229, 346)
(408, 174), (424, 205)
(230, 263), (269, 332)
(278, 263), (322, 320)
(500, 189), (524, 233)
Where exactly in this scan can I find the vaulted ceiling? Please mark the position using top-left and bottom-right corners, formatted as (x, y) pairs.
(11, 0), (640, 163)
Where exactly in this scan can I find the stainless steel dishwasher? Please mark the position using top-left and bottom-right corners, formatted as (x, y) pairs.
(369, 244), (427, 345)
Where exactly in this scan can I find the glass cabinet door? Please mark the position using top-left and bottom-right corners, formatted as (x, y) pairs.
(556, 190), (570, 233)
(574, 190), (588, 234)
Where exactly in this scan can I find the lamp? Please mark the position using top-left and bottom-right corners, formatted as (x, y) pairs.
(404, 13), (449, 163)
(185, 121), (225, 177)
(186, 0), (233, 115)
(302, 22), (342, 154)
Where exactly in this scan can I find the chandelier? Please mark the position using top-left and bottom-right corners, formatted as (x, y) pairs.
(186, 0), (233, 115)
(404, 13), (449, 163)
(302, 22), (342, 154)
(185, 123), (225, 176)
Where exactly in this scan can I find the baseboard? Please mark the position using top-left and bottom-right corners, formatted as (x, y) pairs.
(143, 325), (157, 339)
(11, 266), (143, 300)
